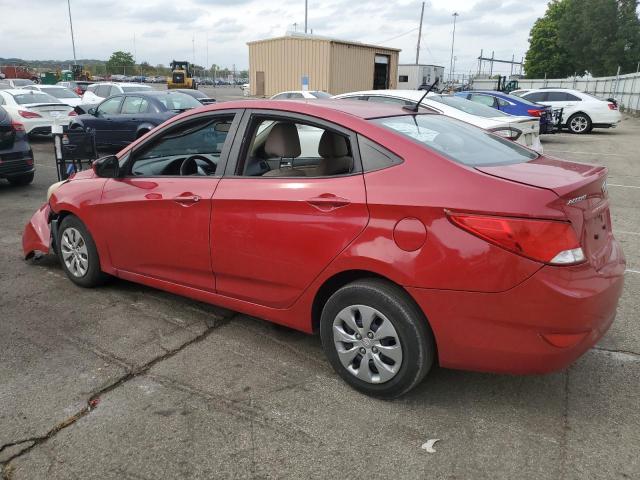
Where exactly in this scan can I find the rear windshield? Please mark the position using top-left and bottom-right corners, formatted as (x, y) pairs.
(12, 92), (62, 104)
(373, 114), (538, 166)
(41, 88), (79, 99)
(11, 79), (34, 86)
(428, 94), (510, 118)
(156, 93), (201, 110)
(310, 91), (331, 99)
(501, 93), (542, 107)
(121, 86), (153, 93)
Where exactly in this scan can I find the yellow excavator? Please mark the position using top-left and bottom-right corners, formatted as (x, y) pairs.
(167, 60), (197, 89)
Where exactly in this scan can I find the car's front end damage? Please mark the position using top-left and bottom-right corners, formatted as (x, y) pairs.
(22, 202), (52, 260)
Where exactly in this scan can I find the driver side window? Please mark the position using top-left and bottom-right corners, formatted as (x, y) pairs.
(129, 114), (235, 177)
(97, 97), (122, 115)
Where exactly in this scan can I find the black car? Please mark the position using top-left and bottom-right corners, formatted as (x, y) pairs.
(0, 106), (34, 185)
(69, 91), (202, 149)
(173, 89), (216, 105)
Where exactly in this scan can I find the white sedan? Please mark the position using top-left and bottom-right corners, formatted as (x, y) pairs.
(333, 90), (543, 153)
(0, 89), (75, 135)
(20, 85), (83, 107)
(518, 88), (621, 134)
(271, 90), (332, 100)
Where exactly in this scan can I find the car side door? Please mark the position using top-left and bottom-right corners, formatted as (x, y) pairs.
(120, 95), (152, 144)
(98, 111), (242, 291)
(211, 110), (369, 310)
(90, 96), (123, 147)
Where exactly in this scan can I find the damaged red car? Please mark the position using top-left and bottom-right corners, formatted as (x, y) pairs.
(23, 99), (625, 398)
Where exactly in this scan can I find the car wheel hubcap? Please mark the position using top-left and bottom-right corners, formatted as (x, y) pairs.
(332, 305), (403, 384)
(570, 116), (588, 132)
(61, 227), (89, 278)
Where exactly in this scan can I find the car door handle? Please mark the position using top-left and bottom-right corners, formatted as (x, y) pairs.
(173, 194), (201, 206)
(306, 194), (350, 211)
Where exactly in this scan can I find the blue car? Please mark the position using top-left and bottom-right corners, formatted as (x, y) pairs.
(69, 91), (202, 149)
(455, 90), (557, 134)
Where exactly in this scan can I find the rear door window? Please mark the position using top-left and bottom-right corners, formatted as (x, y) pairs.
(469, 94), (496, 107)
(523, 92), (548, 102)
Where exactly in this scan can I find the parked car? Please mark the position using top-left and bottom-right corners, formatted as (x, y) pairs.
(24, 99), (624, 398)
(82, 82), (153, 105)
(0, 106), (34, 185)
(173, 88), (216, 105)
(271, 91), (332, 100)
(0, 81), (11, 90)
(518, 88), (621, 134)
(455, 90), (557, 134)
(4, 79), (35, 88)
(20, 85), (83, 107)
(334, 90), (543, 153)
(69, 91), (202, 149)
(510, 89), (532, 97)
(57, 80), (93, 96)
(0, 89), (75, 135)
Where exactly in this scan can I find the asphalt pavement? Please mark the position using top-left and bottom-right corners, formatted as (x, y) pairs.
(0, 103), (638, 479)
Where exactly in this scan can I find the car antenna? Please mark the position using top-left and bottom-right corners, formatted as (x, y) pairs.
(403, 79), (439, 113)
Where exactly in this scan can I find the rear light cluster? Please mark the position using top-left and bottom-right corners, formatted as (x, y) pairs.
(489, 127), (522, 141)
(608, 103), (618, 110)
(527, 109), (543, 117)
(18, 110), (41, 119)
(74, 87), (83, 95)
(68, 111), (77, 116)
(11, 120), (25, 132)
(447, 213), (585, 265)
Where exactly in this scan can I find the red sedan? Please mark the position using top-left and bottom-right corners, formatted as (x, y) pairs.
(23, 100), (625, 398)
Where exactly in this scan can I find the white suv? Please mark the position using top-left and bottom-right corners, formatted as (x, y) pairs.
(81, 82), (153, 105)
(519, 88), (621, 134)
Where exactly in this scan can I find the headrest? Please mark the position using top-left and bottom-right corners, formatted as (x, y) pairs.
(318, 130), (349, 158)
(265, 123), (301, 158)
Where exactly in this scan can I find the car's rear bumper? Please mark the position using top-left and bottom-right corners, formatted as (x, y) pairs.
(0, 148), (34, 177)
(407, 239), (626, 374)
(23, 202), (51, 259)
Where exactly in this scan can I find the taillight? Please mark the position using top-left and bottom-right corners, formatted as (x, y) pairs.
(447, 212), (585, 265)
(68, 110), (77, 116)
(527, 109), (542, 117)
(74, 87), (83, 95)
(489, 127), (522, 141)
(608, 103), (617, 110)
(18, 110), (42, 119)
(11, 120), (25, 132)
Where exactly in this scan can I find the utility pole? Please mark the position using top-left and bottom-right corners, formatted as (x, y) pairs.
(133, 33), (137, 74)
(192, 35), (195, 65)
(66, 0), (77, 65)
(448, 12), (459, 83)
(416, 1), (425, 65)
(206, 33), (209, 81)
(305, 0), (308, 34)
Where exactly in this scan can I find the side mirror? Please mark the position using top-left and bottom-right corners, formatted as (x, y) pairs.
(93, 155), (120, 178)
(88, 107), (97, 116)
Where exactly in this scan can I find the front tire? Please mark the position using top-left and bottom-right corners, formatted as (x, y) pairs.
(567, 113), (592, 134)
(58, 215), (109, 287)
(7, 172), (34, 186)
(320, 278), (435, 399)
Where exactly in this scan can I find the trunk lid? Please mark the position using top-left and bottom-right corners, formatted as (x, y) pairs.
(477, 156), (612, 270)
(24, 103), (71, 119)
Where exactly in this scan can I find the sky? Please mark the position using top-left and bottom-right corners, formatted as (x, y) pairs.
(0, 0), (550, 76)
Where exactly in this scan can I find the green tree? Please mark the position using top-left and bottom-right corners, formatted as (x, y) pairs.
(106, 51), (135, 75)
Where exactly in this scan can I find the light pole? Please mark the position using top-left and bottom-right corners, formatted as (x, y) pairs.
(66, 0), (77, 65)
(448, 12), (459, 84)
(305, 0), (308, 34)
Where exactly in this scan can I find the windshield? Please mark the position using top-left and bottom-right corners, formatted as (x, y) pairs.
(156, 93), (202, 111)
(429, 95), (510, 117)
(373, 114), (538, 166)
(41, 88), (79, 99)
(310, 91), (331, 99)
(12, 92), (62, 104)
(121, 86), (153, 93)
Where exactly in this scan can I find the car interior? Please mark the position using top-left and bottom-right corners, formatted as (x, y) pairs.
(241, 119), (354, 177)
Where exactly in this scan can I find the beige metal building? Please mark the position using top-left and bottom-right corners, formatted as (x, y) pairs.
(247, 34), (400, 97)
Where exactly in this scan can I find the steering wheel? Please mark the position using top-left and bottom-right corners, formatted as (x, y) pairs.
(179, 155), (216, 176)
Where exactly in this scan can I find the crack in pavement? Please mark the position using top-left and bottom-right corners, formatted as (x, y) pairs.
(0, 314), (233, 476)
(593, 346), (640, 358)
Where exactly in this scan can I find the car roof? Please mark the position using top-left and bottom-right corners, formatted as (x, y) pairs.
(1, 89), (50, 95)
(195, 98), (433, 120)
(525, 88), (581, 93)
(336, 89), (431, 101)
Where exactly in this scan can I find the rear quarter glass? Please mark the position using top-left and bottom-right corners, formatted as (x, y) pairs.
(373, 114), (538, 167)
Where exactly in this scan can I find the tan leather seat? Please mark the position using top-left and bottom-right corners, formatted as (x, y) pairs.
(262, 123), (306, 177)
(315, 130), (353, 176)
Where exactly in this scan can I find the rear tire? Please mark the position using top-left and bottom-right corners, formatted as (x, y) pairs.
(58, 215), (109, 288)
(320, 278), (435, 399)
(567, 113), (592, 134)
(7, 172), (34, 186)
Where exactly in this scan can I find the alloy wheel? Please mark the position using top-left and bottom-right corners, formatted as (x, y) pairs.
(570, 115), (589, 133)
(332, 304), (403, 384)
(61, 227), (89, 278)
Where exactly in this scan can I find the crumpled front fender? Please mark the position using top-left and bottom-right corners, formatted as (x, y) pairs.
(22, 203), (52, 259)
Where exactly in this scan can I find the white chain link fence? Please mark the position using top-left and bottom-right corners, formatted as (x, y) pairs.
(471, 71), (640, 113)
